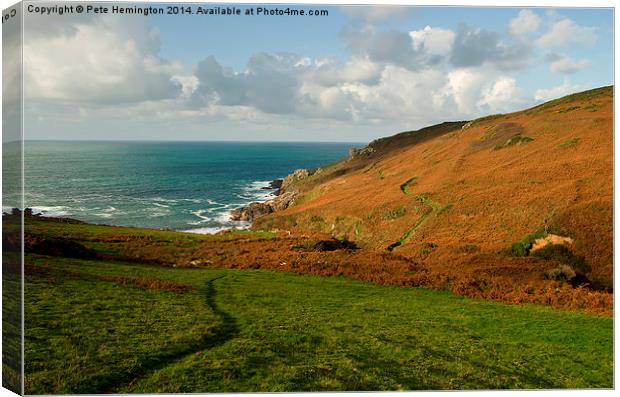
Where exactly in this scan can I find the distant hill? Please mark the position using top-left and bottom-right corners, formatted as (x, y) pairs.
(255, 86), (614, 292)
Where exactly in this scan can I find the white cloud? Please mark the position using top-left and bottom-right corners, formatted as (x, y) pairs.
(345, 65), (451, 122)
(311, 56), (383, 86)
(534, 81), (581, 102)
(549, 55), (590, 74)
(24, 15), (183, 103)
(436, 69), (529, 116)
(438, 68), (488, 114)
(477, 76), (526, 113)
(409, 26), (455, 56)
(509, 10), (541, 37)
(23, 12), (598, 142)
(536, 19), (596, 48)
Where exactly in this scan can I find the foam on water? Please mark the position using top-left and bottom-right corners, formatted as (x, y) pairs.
(20, 141), (355, 230)
(31, 206), (71, 217)
(181, 223), (250, 235)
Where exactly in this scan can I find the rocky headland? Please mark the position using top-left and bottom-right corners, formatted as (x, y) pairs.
(229, 168), (313, 222)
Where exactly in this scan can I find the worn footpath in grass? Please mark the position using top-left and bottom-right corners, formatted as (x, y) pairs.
(25, 254), (613, 393)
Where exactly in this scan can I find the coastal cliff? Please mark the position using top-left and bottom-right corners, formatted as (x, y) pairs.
(251, 86), (614, 292)
(230, 168), (314, 222)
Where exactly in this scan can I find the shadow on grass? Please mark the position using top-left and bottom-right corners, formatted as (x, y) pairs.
(345, 342), (557, 390)
(90, 276), (239, 393)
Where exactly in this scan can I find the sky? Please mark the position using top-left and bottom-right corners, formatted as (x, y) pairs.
(9, 1), (615, 142)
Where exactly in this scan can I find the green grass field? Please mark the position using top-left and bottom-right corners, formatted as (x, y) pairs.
(25, 249), (612, 393)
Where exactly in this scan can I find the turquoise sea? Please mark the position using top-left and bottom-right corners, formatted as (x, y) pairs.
(11, 141), (358, 233)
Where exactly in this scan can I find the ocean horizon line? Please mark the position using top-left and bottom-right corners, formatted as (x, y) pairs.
(16, 139), (369, 145)
(10, 140), (356, 232)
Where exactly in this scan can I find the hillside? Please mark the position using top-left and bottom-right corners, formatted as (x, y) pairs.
(254, 86), (613, 301)
(4, 87), (614, 392)
(3, 216), (612, 392)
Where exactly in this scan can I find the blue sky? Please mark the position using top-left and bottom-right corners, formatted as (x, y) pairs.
(152, 6), (613, 98)
(18, 2), (615, 142)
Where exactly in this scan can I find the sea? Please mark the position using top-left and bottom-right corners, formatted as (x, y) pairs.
(9, 141), (359, 233)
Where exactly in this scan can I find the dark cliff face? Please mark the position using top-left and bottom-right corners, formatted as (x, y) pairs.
(269, 179), (283, 192)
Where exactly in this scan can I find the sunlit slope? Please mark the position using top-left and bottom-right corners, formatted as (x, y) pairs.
(256, 87), (613, 288)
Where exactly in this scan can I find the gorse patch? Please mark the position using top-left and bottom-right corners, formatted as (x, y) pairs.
(532, 244), (591, 276)
(559, 138), (580, 148)
(494, 135), (534, 150)
(558, 106), (581, 113)
(384, 207), (406, 220)
(399, 176), (418, 194)
(502, 226), (572, 257)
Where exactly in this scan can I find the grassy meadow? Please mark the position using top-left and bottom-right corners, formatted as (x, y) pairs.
(20, 218), (613, 393)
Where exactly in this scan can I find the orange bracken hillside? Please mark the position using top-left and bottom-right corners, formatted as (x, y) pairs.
(251, 86), (613, 313)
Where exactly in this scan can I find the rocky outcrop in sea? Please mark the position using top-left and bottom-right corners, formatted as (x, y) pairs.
(230, 168), (313, 222)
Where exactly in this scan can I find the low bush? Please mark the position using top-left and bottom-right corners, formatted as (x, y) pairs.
(384, 207), (406, 220)
(532, 244), (591, 275)
(309, 215), (325, 223)
(399, 176), (418, 194)
(26, 237), (98, 260)
(559, 138), (580, 148)
(501, 226), (570, 257)
(291, 239), (357, 252)
(494, 135), (534, 150)
(544, 264), (576, 282)
(459, 244), (480, 254)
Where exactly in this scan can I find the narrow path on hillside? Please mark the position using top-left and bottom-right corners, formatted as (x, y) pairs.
(387, 178), (449, 252)
(102, 275), (239, 393)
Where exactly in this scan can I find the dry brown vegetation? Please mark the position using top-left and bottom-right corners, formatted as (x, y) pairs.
(245, 86), (613, 315)
(174, 234), (611, 315)
(17, 87), (614, 316)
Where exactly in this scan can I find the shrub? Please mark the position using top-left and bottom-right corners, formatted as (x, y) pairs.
(26, 237), (98, 260)
(558, 106), (580, 113)
(438, 203), (453, 214)
(559, 138), (580, 148)
(544, 265), (576, 282)
(460, 244), (480, 253)
(502, 227), (552, 257)
(309, 215), (324, 223)
(503, 233), (543, 256)
(415, 192), (431, 203)
(384, 207), (406, 220)
(291, 239), (357, 252)
(531, 244), (590, 275)
(399, 177), (418, 194)
(494, 135), (534, 150)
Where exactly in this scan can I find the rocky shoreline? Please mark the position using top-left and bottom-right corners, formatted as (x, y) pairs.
(229, 168), (313, 223)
